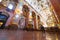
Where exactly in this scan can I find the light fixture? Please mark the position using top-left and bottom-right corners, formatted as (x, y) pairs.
(8, 4), (13, 10)
(0, 22), (3, 27)
(15, 14), (19, 18)
(0, 0), (2, 2)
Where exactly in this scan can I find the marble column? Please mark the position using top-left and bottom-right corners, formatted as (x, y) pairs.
(32, 11), (37, 29)
(22, 5), (30, 28)
(37, 16), (40, 29)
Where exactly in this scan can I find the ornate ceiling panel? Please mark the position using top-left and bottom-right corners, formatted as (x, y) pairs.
(25, 0), (56, 27)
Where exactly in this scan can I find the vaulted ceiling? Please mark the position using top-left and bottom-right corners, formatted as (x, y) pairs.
(50, 0), (60, 21)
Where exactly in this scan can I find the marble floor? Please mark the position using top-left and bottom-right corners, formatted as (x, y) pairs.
(0, 30), (59, 40)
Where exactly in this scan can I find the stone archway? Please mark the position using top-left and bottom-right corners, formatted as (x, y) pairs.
(0, 11), (10, 28)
